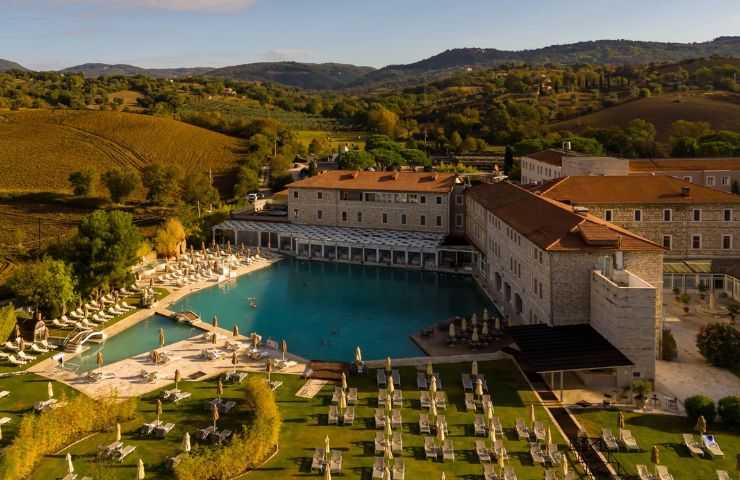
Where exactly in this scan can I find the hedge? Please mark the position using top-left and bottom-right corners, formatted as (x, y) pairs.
(175, 376), (281, 480)
(684, 395), (716, 423)
(718, 396), (740, 427)
(0, 303), (16, 343)
(1, 394), (137, 480)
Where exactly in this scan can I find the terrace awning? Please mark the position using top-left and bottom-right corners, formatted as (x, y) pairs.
(506, 324), (634, 374)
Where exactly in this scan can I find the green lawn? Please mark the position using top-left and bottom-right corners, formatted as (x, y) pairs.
(574, 409), (740, 479)
(0, 373), (80, 445)
(24, 359), (572, 479)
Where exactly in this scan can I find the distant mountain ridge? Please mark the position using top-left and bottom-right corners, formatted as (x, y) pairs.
(0, 58), (27, 72)
(4, 36), (740, 89)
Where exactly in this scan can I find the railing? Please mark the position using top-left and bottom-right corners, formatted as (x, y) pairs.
(664, 272), (740, 302)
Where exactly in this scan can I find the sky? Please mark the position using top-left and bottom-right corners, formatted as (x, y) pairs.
(2, 0), (739, 70)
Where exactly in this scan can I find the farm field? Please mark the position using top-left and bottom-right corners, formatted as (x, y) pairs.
(296, 130), (367, 151)
(0, 110), (245, 193)
(551, 93), (740, 141)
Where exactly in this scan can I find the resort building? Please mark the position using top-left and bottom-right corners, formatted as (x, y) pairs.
(212, 170), (474, 271)
(520, 148), (740, 193)
(530, 176), (740, 259)
(465, 181), (664, 382)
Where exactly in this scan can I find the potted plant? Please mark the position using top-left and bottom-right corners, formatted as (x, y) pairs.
(698, 284), (707, 301)
(727, 304), (739, 325)
(631, 379), (653, 410)
(680, 293), (691, 314)
(673, 287), (681, 302)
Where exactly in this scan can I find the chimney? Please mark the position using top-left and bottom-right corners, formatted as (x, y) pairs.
(681, 186), (691, 197)
(573, 206), (589, 216)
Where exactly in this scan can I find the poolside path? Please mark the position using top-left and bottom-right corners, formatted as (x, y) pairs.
(28, 255), (313, 399)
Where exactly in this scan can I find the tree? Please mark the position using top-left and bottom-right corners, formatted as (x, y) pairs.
(503, 145), (515, 175)
(141, 164), (182, 205)
(68, 169), (95, 197)
(696, 323), (740, 369)
(234, 167), (261, 198)
(0, 304), (16, 343)
(101, 168), (140, 204)
(337, 150), (375, 170)
(154, 218), (187, 258)
(367, 106), (399, 137)
(401, 149), (431, 169)
(449, 131), (463, 153)
(369, 148), (404, 171)
(7, 258), (76, 319)
(69, 210), (142, 294)
(308, 137), (330, 156)
(684, 395), (716, 423)
(181, 172), (219, 208)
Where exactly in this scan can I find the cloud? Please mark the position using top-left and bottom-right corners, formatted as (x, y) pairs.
(51, 0), (258, 13)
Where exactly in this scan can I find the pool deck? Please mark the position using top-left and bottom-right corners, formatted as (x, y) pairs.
(29, 254), (311, 399)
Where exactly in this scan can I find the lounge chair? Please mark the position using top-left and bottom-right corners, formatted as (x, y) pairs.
(172, 391), (191, 403)
(533, 421), (546, 442)
(330, 451), (342, 474)
(504, 466), (518, 480)
(601, 428), (619, 451)
(420, 390), (431, 408)
(392, 431), (403, 455)
(442, 439), (455, 462)
(374, 432), (385, 454)
(435, 391), (448, 409)
(620, 428), (640, 451)
(310, 448), (323, 472)
(483, 463), (496, 480)
(465, 392), (477, 411)
(655, 465), (674, 480)
(376, 369), (387, 388)
(702, 434), (725, 457)
(392, 389), (403, 407)
(378, 388), (387, 406)
(493, 440), (508, 461)
(374, 409), (385, 428)
(544, 471), (558, 480)
(530, 444), (546, 465)
(392, 457), (405, 480)
(515, 418), (529, 440)
(424, 436), (437, 459)
(475, 439), (491, 462)
(372, 457), (385, 479)
(419, 413), (431, 434)
(347, 387), (358, 404)
(391, 409), (402, 428)
(343, 406), (355, 425)
(0, 416), (11, 425)
(435, 415), (448, 434)
(328, 405), (338, 425)
(113, 445), (136, 462)
(546, 443), (561, 466)
(681, 433), (702, 456)
(391, 369), (401, 387)
(212, 429), (232, 444)
(636, 464), (654, 480)
(717, 471), (731, 480)
(0, 390), (10, 399)
(492, 416), (504, 435)
(474, 414), (487, 436)
(154, 422), (175, 438)
(416, 371), (428, 390)
(461, 373), (473, 391)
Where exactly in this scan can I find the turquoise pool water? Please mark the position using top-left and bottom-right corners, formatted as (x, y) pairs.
(66, 315), (200, 372)
(170, 258), (494, 361)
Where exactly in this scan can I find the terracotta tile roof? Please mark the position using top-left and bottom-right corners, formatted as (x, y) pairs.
(524, 148), (587, 167)
(630, 158), (740, 172)
(287, 170), (457, 193)
(466, 182), (662, 252)
(531, 176), (740, 205)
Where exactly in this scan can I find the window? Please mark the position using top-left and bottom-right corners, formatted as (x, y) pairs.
(420, 215), (426, 226)
(436, 216), (442, 227)
(293, 191), (299, 199)
(707, 176), (716, 187)
(382, 213), (388, 224)
(341, 211), (347, 222)
(722, 176), (730, 186)
(317, 191), (323, 200)
(317, 210), (322, 220)
(723, 234), (733, 250)
(293, 209), (298, 218)
(401, 214), (407, 225)
(420, 195), (426, 204)
(662, 235), (672, 250)
(633, 209), (642, 222)
(455, 214), (463, 227)
(725, 209), (732, 222)
(455, 195), (463, 206)
(663, 209), (672, 222)
(357, 212), (362, 223)
(692, 209), (702, 222)
(692, 235), (702, 249)
(604, 210), (613, 222)
(436, 196), (442, 205)
(683, 176), (693, 183)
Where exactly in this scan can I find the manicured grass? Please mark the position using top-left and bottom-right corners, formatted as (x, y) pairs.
(250, 360), (566, 480)
(25, 359), (571, 479)
(574, 409), (740, 479)
(0, 373), (80, 445)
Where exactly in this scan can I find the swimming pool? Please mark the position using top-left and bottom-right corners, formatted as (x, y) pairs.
(170, 258), (494, 361)
(65, 315), (200, 372)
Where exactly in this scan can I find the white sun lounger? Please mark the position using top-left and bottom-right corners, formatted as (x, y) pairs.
(620, 428), (640, 451)
(515, 418), (529, 440)
(475, 439), (491, 462)
(655, 465), (674, 480)
(601, 428), (619, 451)
(702, 434), (724, 457)
(682, 433), (703, 456)
(636, 464), (654, 480)
(717, 471), (731, 480)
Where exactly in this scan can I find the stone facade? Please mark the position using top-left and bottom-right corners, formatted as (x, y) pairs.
(288, 187), (452, 234)
(586, 203), (740, 258)
(521, 157), (562, 184)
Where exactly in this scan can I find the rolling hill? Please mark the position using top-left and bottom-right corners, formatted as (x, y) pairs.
(206, 62), (376, 90)
(0, 59), (27, 72)
(61, 63), (212, 78)
(550, 93), (740, 141)
(0, 110), (244, 194)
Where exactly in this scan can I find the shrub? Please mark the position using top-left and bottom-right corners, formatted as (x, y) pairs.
(175, 377), (281, 480)
(662, 329), (678, 361)
(0, 394), (137, 480)
(680, 293), (690, 304)
(0, 304), (16, 343)
(718, 396), (740, 427)
(696, 323), (740, 368)
(684, 395), (716, 422)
